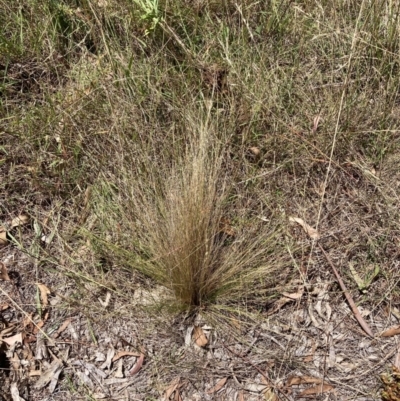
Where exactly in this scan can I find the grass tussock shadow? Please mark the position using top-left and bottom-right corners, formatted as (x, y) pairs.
(89, 107), (290, 317)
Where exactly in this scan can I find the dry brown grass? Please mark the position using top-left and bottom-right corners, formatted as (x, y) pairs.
(2, 0), (400, 399)
(87, 108), (291, 313)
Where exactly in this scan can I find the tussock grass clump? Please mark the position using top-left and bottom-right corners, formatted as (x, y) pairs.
(91, 110), (289, 312)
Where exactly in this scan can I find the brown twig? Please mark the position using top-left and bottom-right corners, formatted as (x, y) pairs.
(318, 243), (374, 337)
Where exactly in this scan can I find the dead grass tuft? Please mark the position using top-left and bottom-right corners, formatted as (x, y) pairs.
(89, 108), (290, 312)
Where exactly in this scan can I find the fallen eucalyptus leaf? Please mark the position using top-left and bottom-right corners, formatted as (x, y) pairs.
(34, 358), (63, 391)
(287, 375), (324, 386)
(112, 350), (141, 363)
(298, 383), (334, 396)
(0, 231), (7, 246)
(192, 326), (208, 347)
(381, 325), (400, 337)
(11, 215), (29, 228)
(127, 353), (144, 376)
(36, 283), (51, 308)
(163, 378), (180, 401)
(289, 217), (320, 240)
(0, 262), (10, 281)
(207, 377), (228, 394)
(10, 382), (25, 401)
(1, 333), (23, 347)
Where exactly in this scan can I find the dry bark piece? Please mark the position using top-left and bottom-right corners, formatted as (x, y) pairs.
(192, 326), (208, 347)
(289, 217), (320, 240)
(207, 377), (228, 394)
(0, 262), (10, 281)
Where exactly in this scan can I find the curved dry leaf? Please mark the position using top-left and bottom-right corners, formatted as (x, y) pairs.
(1, 333), (23, 347)
(0, 262), (10, 281)
(0, 231), (7, 247)
(207, 377), (228, 394)
(52, 319), (72, 339)
(34, 358), (63, 390)
(36, 283), (51, 308)
(244, 383), (268, 392)
(127, 353), (144, 376)
(112, 351), (141, 363)
(192, 326), (208, 347)
(298, 383), (334, 396)
(263, 388), (277, 401)
(33, 319), (45, 335)
(10, 382), (26, 401)
(163, 378), (180, 401)
(282, 289), (303, 300)
(287, 375), (323, 386)
(11, 215), (29, 228)
(381, 326), (400, 337)
(249, 147), (261, 156)
(312, 115), (322, 134)
(289, 217), (320, 240)
(174, 391), (183, 401)
(99, 292), (111, 308)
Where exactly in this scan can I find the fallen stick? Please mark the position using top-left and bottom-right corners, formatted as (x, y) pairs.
(318, 243), (373, 337)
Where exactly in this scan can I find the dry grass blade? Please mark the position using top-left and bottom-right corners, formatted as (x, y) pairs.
(318, 244), (374, 337)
